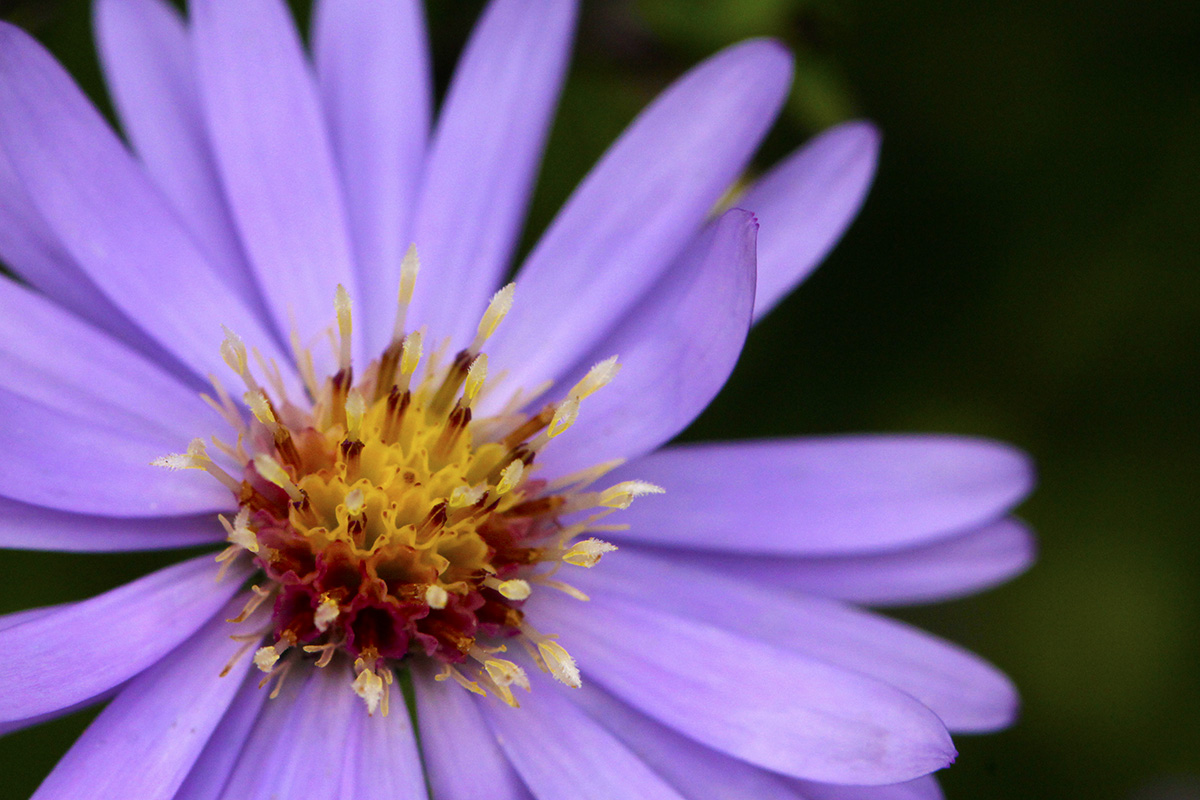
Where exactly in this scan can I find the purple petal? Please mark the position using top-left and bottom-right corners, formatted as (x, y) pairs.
(0, 150), (168, 363)
(213, 663), (357, 800)
(487, 39), (792, 393)
(0, 495), (221, 551)
(0, 683), (125, 737)
(0, 554), (247, 725)
(412, 663), (533, 800)
(672, 518), (1036, 606)
(190, 0), (359, 359)
(0, 22), (293, 384)
(0, 265), (235, 517)
(537, 208), (757, 475)
(93, 0), (265, 309)
(481, 673), (689, 800)
(0, 277), (216, 430)
(573, 548), (1020, 733)
(794, 776), (945, 800)
(530, 591), (955, 784)
(31, 595), (259, 800)
(340, 680), (425, 799)
(0, 389), (231, 516)
(569, 681), (810, 799)
(610, 435), (1034, 554)
(172, 673), (269, 800)
(406, 0), (577, 349)
(742, 120), (880, 321)
(0, 605), (56, 633)
(312, 0), (430, 354)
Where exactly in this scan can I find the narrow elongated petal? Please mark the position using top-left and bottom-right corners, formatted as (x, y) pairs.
(609, 435), (1033, 554)
(413, 665), (533, 800)
(342, 680), (430, 800)
(488, 39), (792, 392)
(31, 596), (259, 800)
(673, 518), (1036, 606)
(573, 549), (1019, 732)
(0, 22), (292, 383)
(0, 555), (246, 724)
(0, 496), (221, 551)
(407, 0), (576, 348)
(190, 0), (359, 355)
(94, 0), (263, 307)
(531, 592), (955, 784)
(0, 389), (230, 516)
(215, 664), (357, 800)
(0, 150), (164, 359)
(172, 673), (269, 800)
(482, 675), (689, 800)
(0, 685), (125, 737)
(793, 776), (945, 800)
(538, 209), (756, 474)
(0, 277), (215, 431)
(0, 607), (119, 737)
(312, 0), (430, 353)
(208, 670), (307, 800)
(742, 120), (880, 320)
(569, 682), (811, 799)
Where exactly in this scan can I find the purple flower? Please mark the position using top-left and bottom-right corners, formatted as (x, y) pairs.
(0, 0), (1035, 798)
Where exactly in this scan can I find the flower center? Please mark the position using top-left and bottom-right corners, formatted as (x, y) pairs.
(154, 249), (660, 714)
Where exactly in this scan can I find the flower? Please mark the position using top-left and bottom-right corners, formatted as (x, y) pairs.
(0, 0), (1035, 797)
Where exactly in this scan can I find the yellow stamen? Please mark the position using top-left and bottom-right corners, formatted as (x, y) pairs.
(463, 353), (487, 408)
(496, 459), (525, 494)
(562, 538), (618, 567)
(425, 584), (449, 610)
(599, 480), (665, 509)
(471, 283), (515, 353)
(392, 244), (420, 341)
(252, 453), (304, 502)
(335, 284), (353, 371)
(569, 355), (621, 400)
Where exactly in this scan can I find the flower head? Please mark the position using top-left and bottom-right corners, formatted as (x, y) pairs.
(0, 0), (1034, 798)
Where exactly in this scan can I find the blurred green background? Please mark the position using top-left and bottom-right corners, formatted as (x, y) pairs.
(2, 0), (1197, 797)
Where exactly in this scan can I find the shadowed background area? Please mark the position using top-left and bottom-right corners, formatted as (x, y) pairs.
(1, 0), (1197, 798)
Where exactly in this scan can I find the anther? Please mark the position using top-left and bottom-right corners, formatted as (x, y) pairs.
(245, 390), (277, 429)
(345, 390), (366, 440)
(470, 283), (515, 354)
(252, 454), (304, 502)
(254, 643), (287, 672)
(547, 397), (579, 439)
(391, 244), (420, 343)
(449, 483), (487, 509)
(335, 284), (353, 372)
(463, 353), (487, 409)
(398, 330), (423, 389)
(537, 639), (581, 688)
(220, 326), (249, 378)
(569, 355), (621, 400)
(352, 660), (387, 715)
(219, 507), (258, 553)
(314, 594), (340, 633)
(562, 538), (618, 567)
(598, 480), (665, 509)
(425, 584), (449, 609)
(485, 577), (532, 601)
(496, 459), (525, 495)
